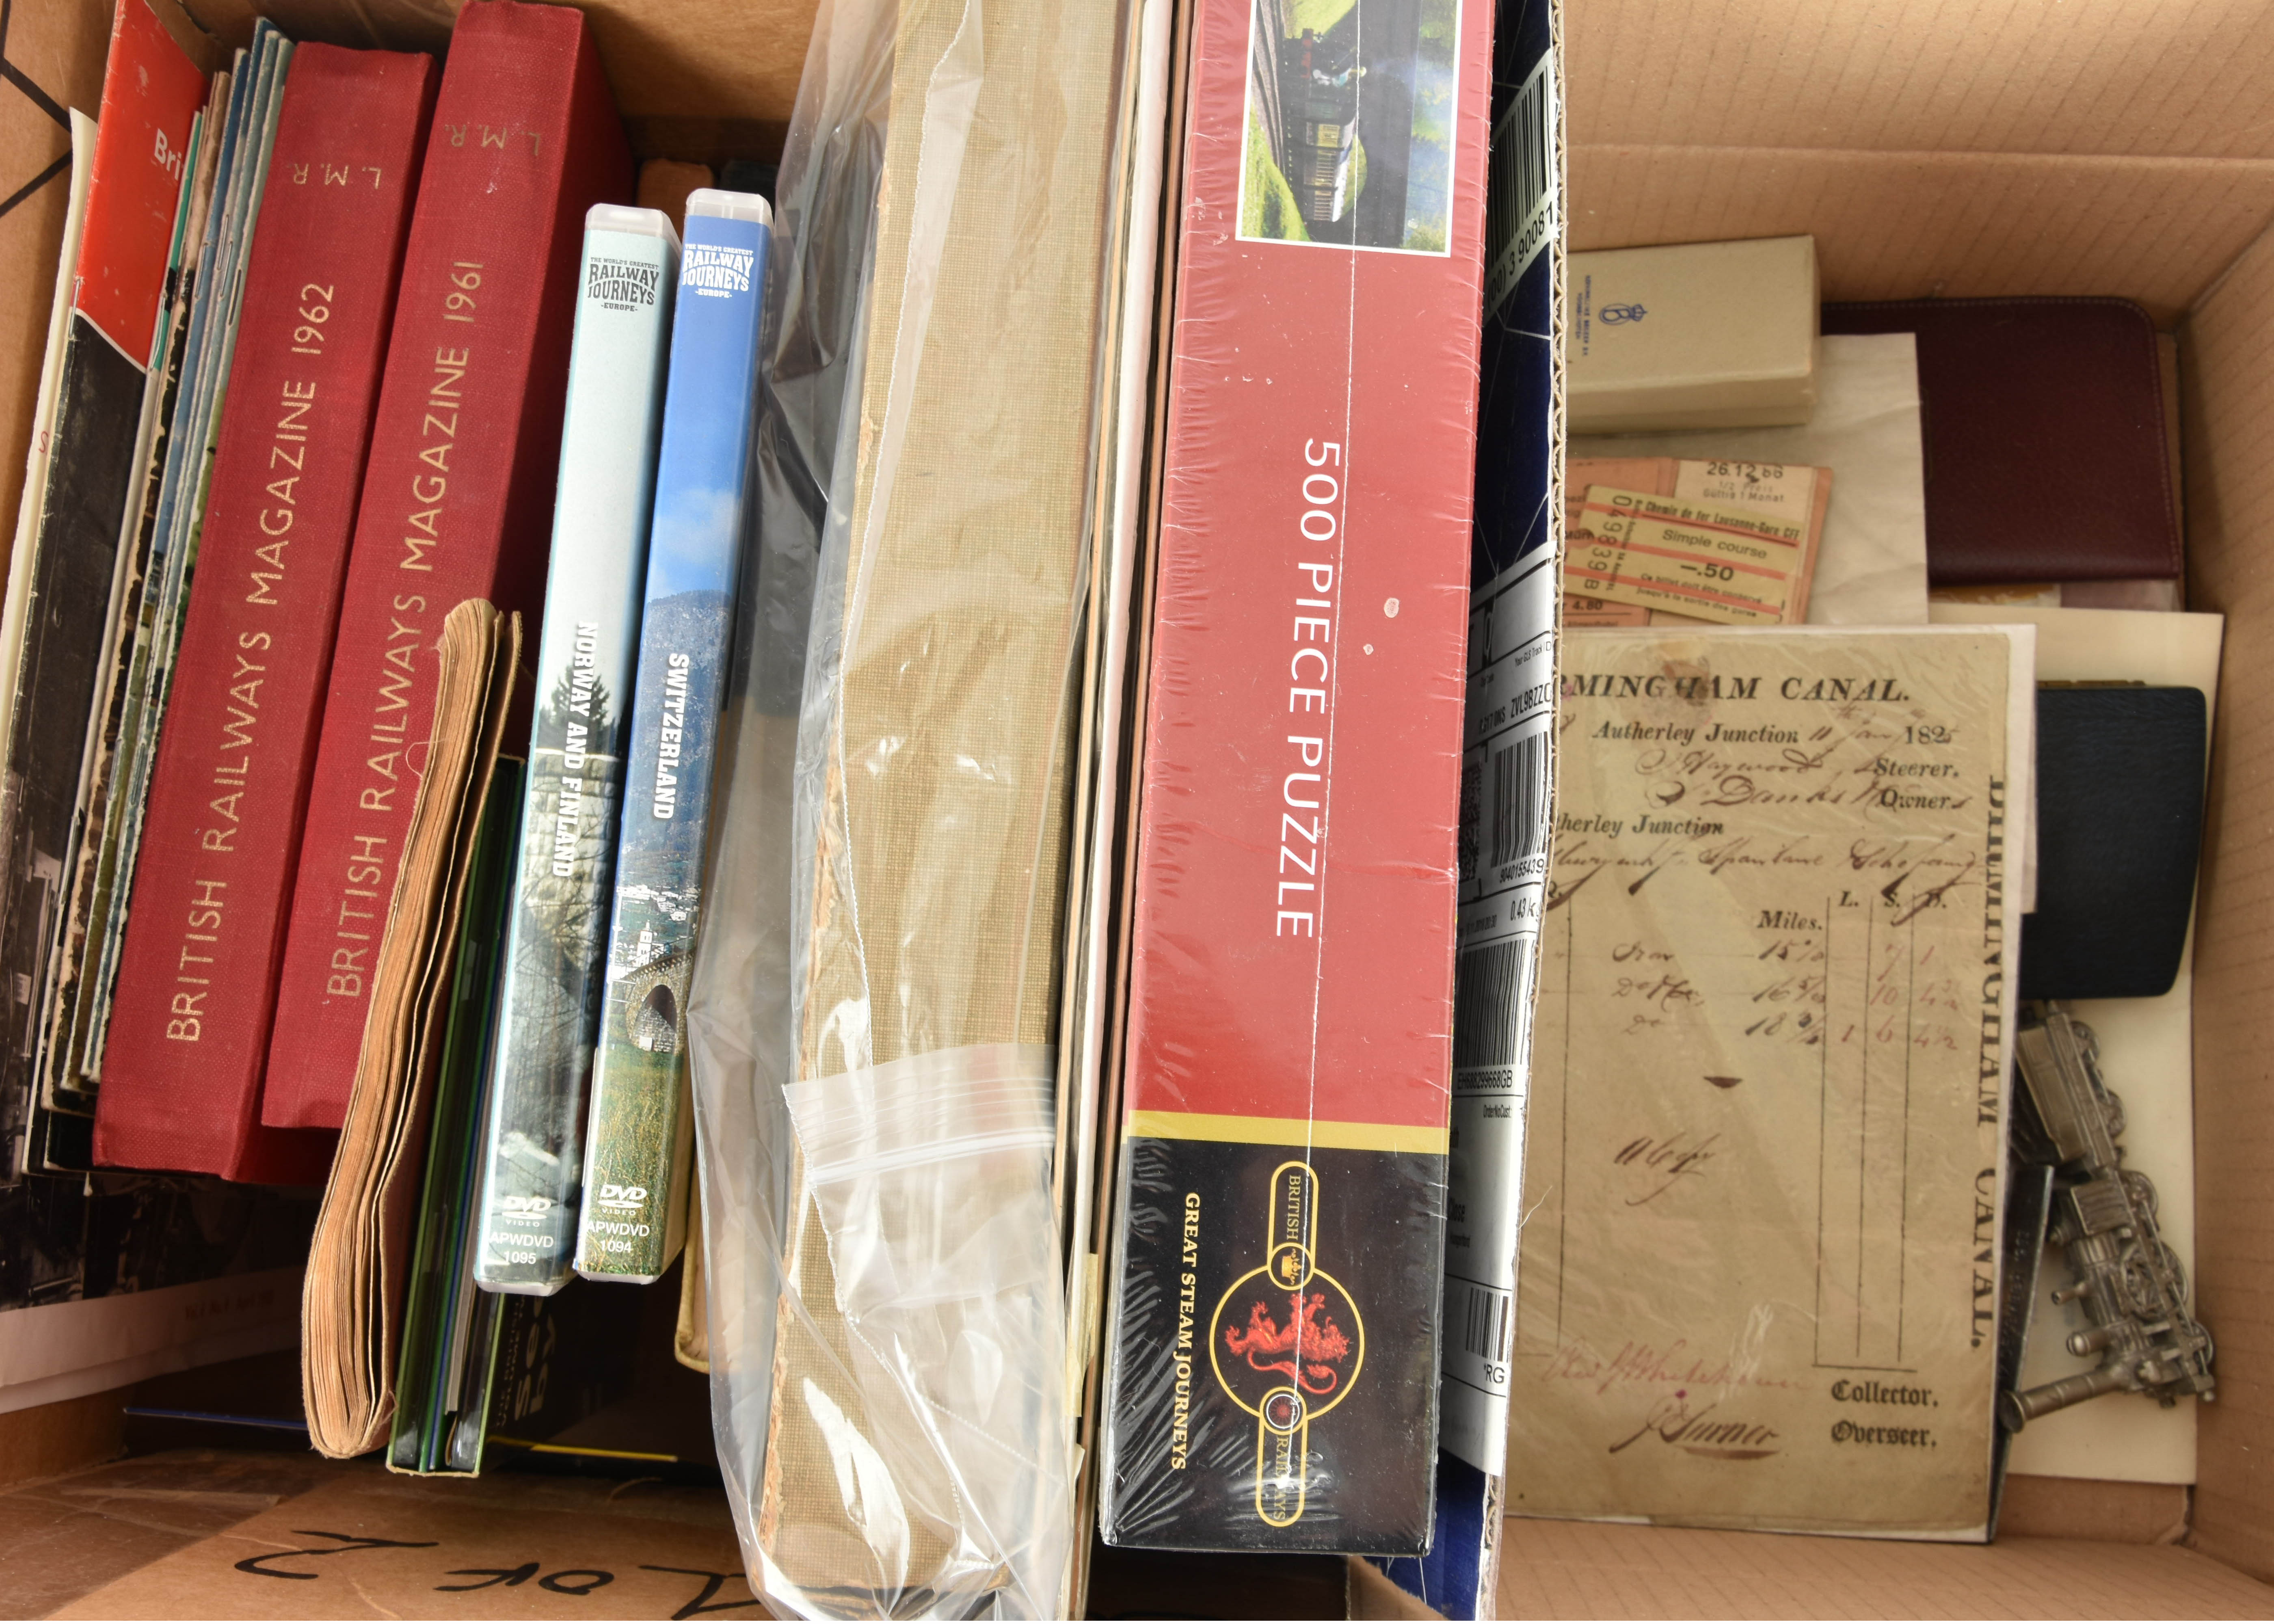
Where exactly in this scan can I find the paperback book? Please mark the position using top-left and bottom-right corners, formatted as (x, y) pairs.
(302, 600), (521, 1458)
(392, 750), (520, 1469)
(31, 83), (216, 1166)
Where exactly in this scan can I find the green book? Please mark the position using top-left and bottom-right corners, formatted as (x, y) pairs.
(391, 756), (522, 1472)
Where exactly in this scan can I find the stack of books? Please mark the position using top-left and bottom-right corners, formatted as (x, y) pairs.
(3, 0), (780, 1471)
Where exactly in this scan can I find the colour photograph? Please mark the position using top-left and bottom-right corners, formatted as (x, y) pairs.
(1239, 0), (1459, 252)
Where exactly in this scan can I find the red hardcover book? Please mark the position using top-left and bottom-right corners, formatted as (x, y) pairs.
(1101, 0), (1493, 1554)
(258, 0), (632, 1130)
(93, 45), (438, 1184)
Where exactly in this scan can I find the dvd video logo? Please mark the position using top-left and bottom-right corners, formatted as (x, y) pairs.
(498, 1195), (553, 1214)
(683, 244), (754, 298)
(594, 1183), (647, 1214)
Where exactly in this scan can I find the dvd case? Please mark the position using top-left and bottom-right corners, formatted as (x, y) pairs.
(476, 205), (679, 1296)
(575, 190), (770, 1285)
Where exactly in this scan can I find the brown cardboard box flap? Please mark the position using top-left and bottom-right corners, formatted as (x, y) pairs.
(39, 1454), (758, 1620)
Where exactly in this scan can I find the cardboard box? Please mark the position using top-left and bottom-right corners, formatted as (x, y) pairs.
(10, 0), (2274, 1616)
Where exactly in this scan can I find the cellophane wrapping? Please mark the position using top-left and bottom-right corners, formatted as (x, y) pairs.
(684, 0), (1135, 1615)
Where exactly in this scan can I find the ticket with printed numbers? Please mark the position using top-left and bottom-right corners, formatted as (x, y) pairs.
(1568, 484), (1810, 625)
(1562, 458), (1832, 626)
(1563, 595), (1651, 627)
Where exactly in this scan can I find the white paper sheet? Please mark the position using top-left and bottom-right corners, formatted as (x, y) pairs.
(1573, 333), (1929, 626)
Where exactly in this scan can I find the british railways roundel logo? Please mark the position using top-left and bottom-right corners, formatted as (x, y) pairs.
(1208, 1161), (1366, 1527)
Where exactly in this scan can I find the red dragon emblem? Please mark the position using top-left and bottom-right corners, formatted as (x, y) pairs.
(1224, 1290), (1353, 1395)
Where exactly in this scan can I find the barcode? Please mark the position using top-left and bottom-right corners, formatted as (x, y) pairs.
(1453, 1278), (1512, 1365)
(1483, 54), (1554, 315)
(1457, 752), (1481, 884)
(1488, 730), (1548, 869)
(1454, 937), (1526, 1069)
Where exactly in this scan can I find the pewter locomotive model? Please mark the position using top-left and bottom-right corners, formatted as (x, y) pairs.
(2001, 1002), (2216, 1429)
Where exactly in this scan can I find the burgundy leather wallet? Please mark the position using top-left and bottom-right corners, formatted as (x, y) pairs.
(1819, 297), (2180, 585)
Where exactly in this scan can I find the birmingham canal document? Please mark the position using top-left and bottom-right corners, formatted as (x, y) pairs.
(1509, 627), (2029, 1537)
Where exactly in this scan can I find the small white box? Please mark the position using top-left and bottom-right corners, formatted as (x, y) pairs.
(1566, 235), (1819, 433)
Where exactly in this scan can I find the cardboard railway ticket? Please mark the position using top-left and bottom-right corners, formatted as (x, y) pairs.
(1562, 458), (1832, 627)
(1568, 486), (1811, 624)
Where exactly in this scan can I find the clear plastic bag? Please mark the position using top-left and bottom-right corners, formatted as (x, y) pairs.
(684, 0), (1138, 1614)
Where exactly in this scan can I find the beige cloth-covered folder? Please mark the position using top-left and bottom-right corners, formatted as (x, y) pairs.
(684, 0), (1131, 1615)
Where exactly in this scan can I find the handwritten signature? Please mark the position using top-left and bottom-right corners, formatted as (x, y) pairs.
(1607, 1391), (1783, 1460)
(1543, 1335), (1807, 1397)
(1613, 1130), (1719, 1204)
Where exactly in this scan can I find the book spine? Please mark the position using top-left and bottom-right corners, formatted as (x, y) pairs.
(575, 199), (770, 1284)
(92, 45), (437, 1182)
(476, 213), (677, 1296)
(0, 0), (207, 1176)
(38, 98), (215, 1134)
(82, 32), (281, 1084)
(260, 0), (634, 1132)
(392, 751), (521, 1471)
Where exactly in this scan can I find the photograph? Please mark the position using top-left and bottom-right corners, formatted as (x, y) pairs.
(1240, 0), (1460, 252)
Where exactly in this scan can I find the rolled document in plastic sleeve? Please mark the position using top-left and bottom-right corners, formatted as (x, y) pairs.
(1441, 548), (1556, 1474)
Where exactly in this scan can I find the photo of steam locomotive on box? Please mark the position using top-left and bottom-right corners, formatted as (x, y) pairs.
(1240, 0), (1460, 252)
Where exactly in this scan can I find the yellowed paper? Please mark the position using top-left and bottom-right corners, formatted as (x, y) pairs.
(1566, 486), (1808, 625)
(1509, 627), (2027, 1538)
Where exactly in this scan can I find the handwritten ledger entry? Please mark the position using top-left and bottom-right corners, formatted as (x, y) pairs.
(1509, 628), (2030, 1538)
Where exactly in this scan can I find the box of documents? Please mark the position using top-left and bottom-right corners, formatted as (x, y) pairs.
(1098, 0), (1495, 1556)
